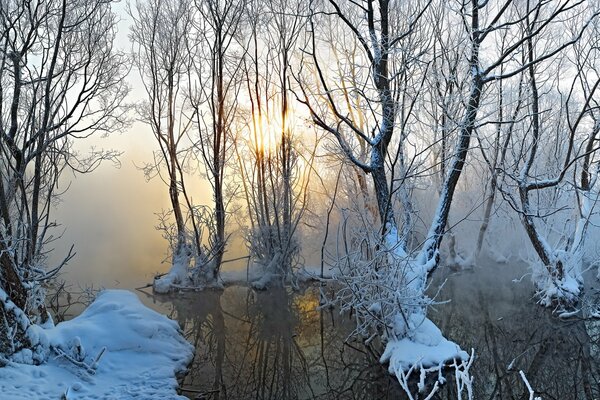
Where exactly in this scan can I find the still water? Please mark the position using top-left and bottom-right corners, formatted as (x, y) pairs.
(120, 260), (600, 400)
(139, 285), (403, 400)
(430, 261), (600, 399)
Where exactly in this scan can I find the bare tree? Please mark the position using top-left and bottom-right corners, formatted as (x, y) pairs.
(474, 62), (525, 260)
(130, 0), (211, 293)
(498, 3), (600, 307)
(298, 0), (435, 235)
(187, 0), (246, 282)
(298, 0), (598, 385)
(234, 0), (312, 288)
(417, 3), (472, 266)
(0, 0), (128, 359)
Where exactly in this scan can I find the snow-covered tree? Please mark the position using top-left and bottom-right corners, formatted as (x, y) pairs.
(129, 0), (203, 293)
(498, 4), (600, 309)
(298, 0), (598, 387)
(0, 0), (128, 360)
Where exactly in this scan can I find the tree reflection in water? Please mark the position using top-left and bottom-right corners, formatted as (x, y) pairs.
(432, 260), (600, 400)
(150, 286), (402, 399)
(144, 261), (600, 399)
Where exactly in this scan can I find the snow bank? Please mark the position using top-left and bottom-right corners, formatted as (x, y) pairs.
(381, 315), (468, 374)
(0, 290), (194, 399)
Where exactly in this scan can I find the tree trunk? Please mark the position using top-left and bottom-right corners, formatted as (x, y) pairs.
(0, 235), (26, 311)
(370, 155), (395, 231)
(421, 74), (484, 267)
(0, 235), (30, 357)
(517, 23), (562, 281)
(213, 175), (226, 280)
(420, 3), (483, 268)
(476, 176), (498, 258)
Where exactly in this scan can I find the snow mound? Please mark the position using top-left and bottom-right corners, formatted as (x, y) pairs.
(0, 290), (194, 399)
(531, 251), (582, 307)
(154, 250), (192, 293)
(380, 315), (468, 374)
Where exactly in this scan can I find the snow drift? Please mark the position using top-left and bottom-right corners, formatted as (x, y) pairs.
(0, 290), (194, 399)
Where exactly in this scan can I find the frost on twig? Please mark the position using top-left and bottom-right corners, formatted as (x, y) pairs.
(530, 250), (582, 310)
(393, 349), (475, 400)
(152, 208), (224, 294)
(519, 370), (542, 400)
(52, 344), (106, 375)
(334, 223), (470, 396)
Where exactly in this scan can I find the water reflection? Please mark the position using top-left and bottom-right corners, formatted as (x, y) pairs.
(143, 286), (403, 400)
(133, 259), (600, 400)
(431, 260), (600, 399)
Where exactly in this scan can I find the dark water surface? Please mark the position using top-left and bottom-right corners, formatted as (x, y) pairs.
(429, 261), (600, 399)
(138, 285), (403, 400)
(91, 260), (600, 399)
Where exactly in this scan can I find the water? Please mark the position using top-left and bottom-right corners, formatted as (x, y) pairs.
(137, 285), (403, 400)
(430, 260), (600, 399)
(124, 259), (600, 399)
(54, 248), (600, 399)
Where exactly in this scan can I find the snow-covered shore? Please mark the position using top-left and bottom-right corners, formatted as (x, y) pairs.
(0, 290), (193, 399)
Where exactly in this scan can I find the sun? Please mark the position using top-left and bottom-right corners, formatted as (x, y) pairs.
(250, 106), (295, 156)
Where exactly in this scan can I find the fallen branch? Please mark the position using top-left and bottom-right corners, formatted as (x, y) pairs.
(519, 370), (541, 400)
(52, 345), (106, 375)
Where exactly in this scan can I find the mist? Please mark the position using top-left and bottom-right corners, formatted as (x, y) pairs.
(2, 0), (600, 399)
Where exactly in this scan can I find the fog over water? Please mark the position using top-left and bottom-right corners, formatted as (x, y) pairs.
(5, 0), (600, 398)
(47, 121), (214, 289)
(41, 2), (557, 294)
(46, 7), (181, 290)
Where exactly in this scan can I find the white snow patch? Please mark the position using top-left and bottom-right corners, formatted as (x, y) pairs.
(381, 314), (468, 375)
(531, 250), (582, 307)
(153, 249), (192, 293)
(0, 290), (194, 399)
(251, 252), (282, 290)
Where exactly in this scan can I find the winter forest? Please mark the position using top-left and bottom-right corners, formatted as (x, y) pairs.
(2, 0), (600, 398)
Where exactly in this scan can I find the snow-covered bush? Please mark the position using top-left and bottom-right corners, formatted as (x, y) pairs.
(247, 223), (301, 290)
(153, 206), (222, 293)
(521, 184), (600, 310)
(530, 250), (582, 308)
(332, 223), (472, 397)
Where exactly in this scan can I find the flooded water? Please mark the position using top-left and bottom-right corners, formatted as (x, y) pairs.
(430, 260), (600, 399)
(137, 285), (403, 400)
(48, 126), (600, 397)
(52, 242), (600, 399)
(121, 259), (600, 400)
(126, 263), (600, 400)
